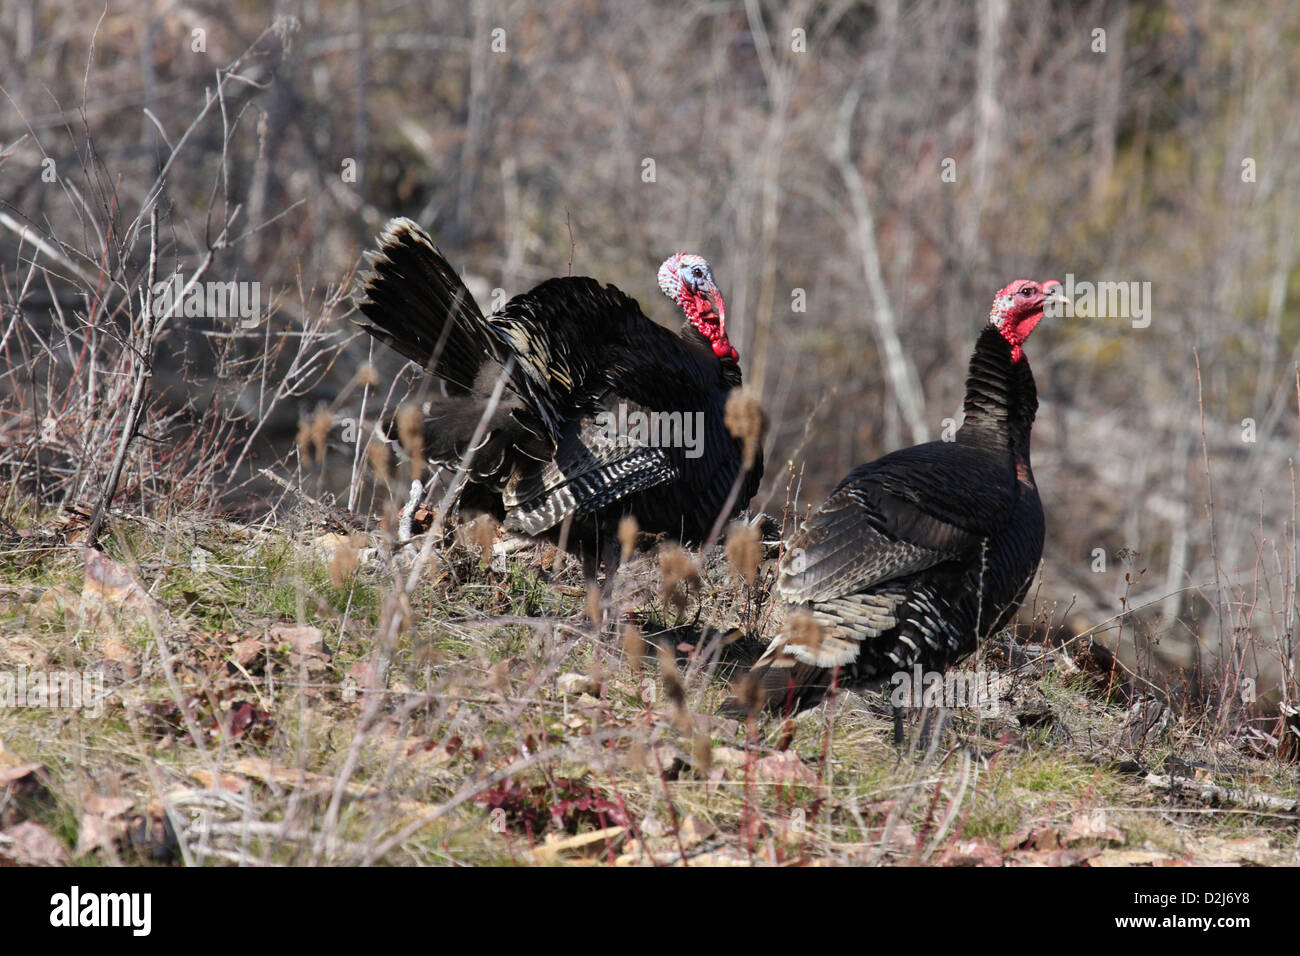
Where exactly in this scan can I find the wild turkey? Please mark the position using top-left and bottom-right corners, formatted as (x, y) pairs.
(352, 218), (764, 574)
(743, 278), (1063, 716)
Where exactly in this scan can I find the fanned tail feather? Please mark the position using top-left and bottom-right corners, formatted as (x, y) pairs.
(354, 217), (493, 391)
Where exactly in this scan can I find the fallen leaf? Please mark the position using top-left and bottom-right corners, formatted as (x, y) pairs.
(1007, 825), (1062, 851)
(185, 772), (249, 793)
(268, 625), (327, 658)
(872, 819), (918, 852)
(229, 757), (367, 797)
(485, 660), (510, 695)
(0, 762), (44, 787)
(222, 700), (272, 741)
(100, 636), (135, 663)
(698, 714), (743, 737)
(556, 672), (600, 696)
(938, 838), (1003, 867)
(1065, 811), (1125, 846)
(26, 586), (79, 627)
(1, 636), (50, 668)
(709, 746), (750, 767)
(532, 826), (626, 863)
(82, 793), (133, 818)
(81, 549), (160, 621)
(74, 811), (124, 857)
(347, 660), (376, 686)
(231, 638), (265, 667)
(678, 815), (715, 849)
(0, 821), (70, 865)
(1200, 835), (1277, 865)
(750, 751), (817, 786)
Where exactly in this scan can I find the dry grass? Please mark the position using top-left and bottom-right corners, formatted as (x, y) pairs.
(0, 508), (1296, 867)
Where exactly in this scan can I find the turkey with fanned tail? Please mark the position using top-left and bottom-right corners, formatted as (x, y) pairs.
(352, 218), (764, 576)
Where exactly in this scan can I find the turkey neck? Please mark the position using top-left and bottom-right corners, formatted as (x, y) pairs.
(957, 325), (1038, 456)
(679, 322), (744, 387)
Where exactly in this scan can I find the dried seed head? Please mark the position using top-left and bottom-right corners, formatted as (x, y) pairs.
(586, 583), (603, 626)
(329, 534), (362, 588)
(395, 404), (424, 479)
(659, 545), (700, 614)
(622, 623), (645, 673)
(379, 591), (411, 647)
(725, 520), (761, 587)
(783, 608), (825, 654)
(367, 439), (392, 481)
(463, 513), (497, 566)
(724, 387), (767, 469)
(731, 671), (764, 718)
(379, 499), (399, 538)
(617, 515), (639, 561)
(692, 732), (713, 775)
(309, 409), (333, 464)
(719, 627), (744, 647)
(627, 736), (646, 773)
(295, 420), (312, 461)
(656, 642), (686, 711)
(355, 363), (380, 388)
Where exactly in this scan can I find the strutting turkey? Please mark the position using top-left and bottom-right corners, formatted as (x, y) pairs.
(742, 278), (1064, 717)
(352, 218), (764, 576)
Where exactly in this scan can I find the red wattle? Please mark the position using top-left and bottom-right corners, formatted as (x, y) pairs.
(682, 294), (737, 361)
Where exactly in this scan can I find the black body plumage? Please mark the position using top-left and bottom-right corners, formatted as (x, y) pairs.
(353, 218), (762, 558)
(748, 324), (1045, 713)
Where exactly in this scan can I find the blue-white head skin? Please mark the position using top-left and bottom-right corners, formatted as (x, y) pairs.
(987, 278), (1066, 363)
(657, 253), (737, 362)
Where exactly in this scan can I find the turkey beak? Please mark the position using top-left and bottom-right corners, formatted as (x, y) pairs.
(1041, 280), (1068, 317)
(704, 284), (727, 332)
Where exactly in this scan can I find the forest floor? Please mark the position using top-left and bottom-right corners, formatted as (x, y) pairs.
(0, 507), (1297, 867)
